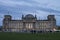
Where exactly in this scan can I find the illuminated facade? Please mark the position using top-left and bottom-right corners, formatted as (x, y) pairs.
(2, 14), (57, 32)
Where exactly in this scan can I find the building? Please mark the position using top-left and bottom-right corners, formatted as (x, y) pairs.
(2, 14), (57, 32)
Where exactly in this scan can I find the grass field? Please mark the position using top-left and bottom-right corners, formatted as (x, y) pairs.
(0, 32), (60, 40)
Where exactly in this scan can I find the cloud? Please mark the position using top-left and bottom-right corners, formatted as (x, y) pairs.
(0, 0), (60, 14)
(38, 7), (60, 13)
(0, 0), (32, 7)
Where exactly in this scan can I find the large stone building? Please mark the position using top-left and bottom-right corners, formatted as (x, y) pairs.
(2, 14), (57, 32)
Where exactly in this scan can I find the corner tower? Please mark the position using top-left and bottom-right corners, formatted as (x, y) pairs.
(48, 15), (56, 21)
(2, 15), (12, 31)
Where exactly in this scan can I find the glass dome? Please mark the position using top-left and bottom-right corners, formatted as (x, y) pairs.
(25, 14), (34, 18)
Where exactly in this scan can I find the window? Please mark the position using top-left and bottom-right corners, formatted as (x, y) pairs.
(26, 23), (33, 29)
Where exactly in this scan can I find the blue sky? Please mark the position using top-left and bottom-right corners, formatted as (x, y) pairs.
(0, 0), (60, 26)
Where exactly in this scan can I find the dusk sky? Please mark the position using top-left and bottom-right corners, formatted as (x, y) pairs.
(0, 0), (60, 26)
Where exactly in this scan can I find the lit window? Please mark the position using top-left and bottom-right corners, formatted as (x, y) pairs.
(26, 23), (33, 29)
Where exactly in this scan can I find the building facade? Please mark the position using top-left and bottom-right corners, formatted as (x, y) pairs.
(2, 14), (57, 32)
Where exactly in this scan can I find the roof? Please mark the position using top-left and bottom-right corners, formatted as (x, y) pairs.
(25, 14), (34, 18)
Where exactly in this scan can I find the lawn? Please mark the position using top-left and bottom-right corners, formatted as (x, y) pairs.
(0, 32), (60, 40)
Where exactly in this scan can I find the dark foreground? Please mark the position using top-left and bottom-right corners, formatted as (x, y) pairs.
(0, 32), (60, 40)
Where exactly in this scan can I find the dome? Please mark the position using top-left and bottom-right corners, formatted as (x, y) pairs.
(25, 14), (34, 18)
